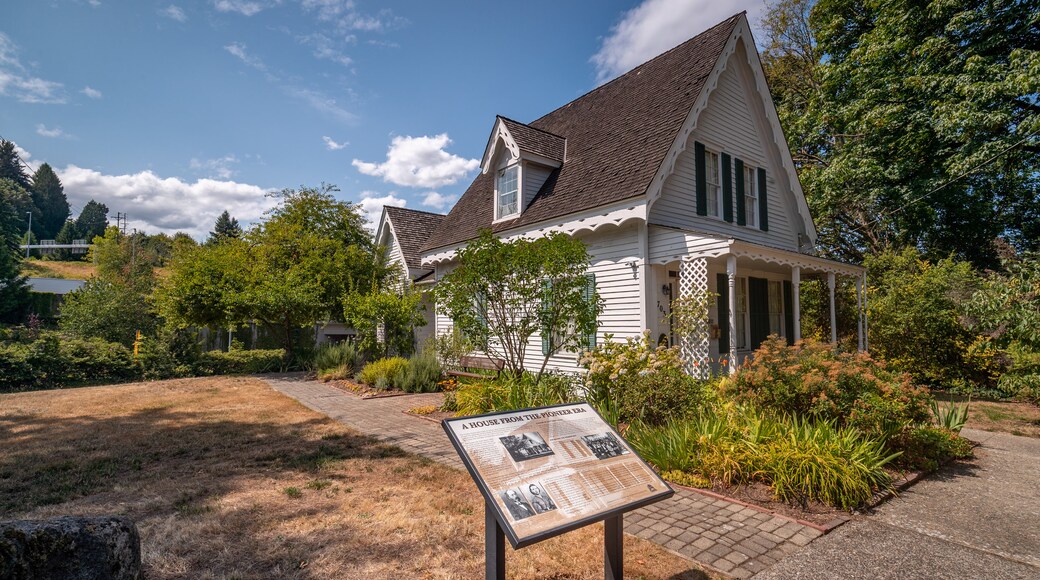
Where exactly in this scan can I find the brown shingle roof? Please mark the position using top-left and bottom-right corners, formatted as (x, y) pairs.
(499, 117), (566, 163)
(422, 14), (740, 254)
(385, 206), (445, 272)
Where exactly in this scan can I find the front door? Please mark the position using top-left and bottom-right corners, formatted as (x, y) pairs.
(748, 277), (770, 349)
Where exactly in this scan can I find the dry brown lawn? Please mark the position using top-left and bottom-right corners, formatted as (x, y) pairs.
(21, 260), (170, 279)
(0, 377), (712, 579)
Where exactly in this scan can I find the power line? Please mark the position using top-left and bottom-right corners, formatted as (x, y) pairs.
(852, 127), (1040, 235)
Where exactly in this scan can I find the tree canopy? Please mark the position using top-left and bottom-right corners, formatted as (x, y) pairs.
(208, 210), (242, 244)
(76, 199), (110, 241)
(762, 0), (1040, 267)
(30, 163), (69, 240)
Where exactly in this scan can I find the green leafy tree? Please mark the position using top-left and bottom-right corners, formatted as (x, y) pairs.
(88, 226), (155, 292)
(866, 248), (980, 388)
(243, 185), (382, 359)
(156, 238), (251, 332)
(343, 271), (427, 358)
(0, 140), (30, 190)
(75, 199), (109, 241)
(30, 163), (69, 239)
(207, 210), (242, 244)
(60, 278), (156, 347)
(762, 0), (1040, 266)
(435, 230), (601, 376)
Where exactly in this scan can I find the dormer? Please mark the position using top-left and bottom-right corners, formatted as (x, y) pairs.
(480, 116), (566, 223)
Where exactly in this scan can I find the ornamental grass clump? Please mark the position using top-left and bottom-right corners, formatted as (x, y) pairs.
(453, 372), (577, 416)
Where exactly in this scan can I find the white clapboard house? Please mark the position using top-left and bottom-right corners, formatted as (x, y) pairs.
(383, 12), (866, 376)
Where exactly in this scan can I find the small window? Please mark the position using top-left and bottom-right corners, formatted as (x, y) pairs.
(744, 165), (757, 227)
(768, 280), (783, 336)
(735, 277), (748, 349)
(496, 165), (519, 219)
(705, 150), (721, 217)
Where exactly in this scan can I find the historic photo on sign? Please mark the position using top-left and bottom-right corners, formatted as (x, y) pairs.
(500, 432), (554, 462)
(523, 482), (557, 514)
(500, 488), (537, 521)
(582, 432), (629, 460)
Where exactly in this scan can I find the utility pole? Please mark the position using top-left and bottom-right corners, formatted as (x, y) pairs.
(115, 212), (128, 235)
(25, 211), (32, 258)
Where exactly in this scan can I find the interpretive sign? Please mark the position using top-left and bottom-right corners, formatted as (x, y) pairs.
(443, 402), (673, 550)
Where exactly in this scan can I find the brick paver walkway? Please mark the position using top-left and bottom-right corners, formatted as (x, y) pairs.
(263, 373), (821, 578)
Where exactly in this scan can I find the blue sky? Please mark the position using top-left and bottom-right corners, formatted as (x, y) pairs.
(2, 0), (761, 238)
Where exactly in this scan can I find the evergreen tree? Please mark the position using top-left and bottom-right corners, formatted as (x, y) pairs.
(0, 140), (30, 190)
(0, 194), (29, 321)
(0, 178), (37, 242)
(208, 210), (242, 244)
(53, 220), (82, 261)
(76, 199), (109, 241)
(30, 163), (70, 239)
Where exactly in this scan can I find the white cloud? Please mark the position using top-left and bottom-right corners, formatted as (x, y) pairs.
(299, 33), (354, 67)
(356, 190), (406, 230)
(190, 155), (239, 180)
(591, 0), (762, 83)
(353, 134), (478, 188)
(420, 191), (455, 210)
(160, 5), (188, 22)
(36, 124), (74, 139)
(300, 0), (406, 33)
(13, 143), (38, 172)
(87, 0), (101, 6)
(0, 33), (65, 104)
(224, 42), (267, 72)
(81, 86), (102, 99)
(323, 136), (347, 150)
(57, 165), (275, 239)
(213, 0), (267, 17)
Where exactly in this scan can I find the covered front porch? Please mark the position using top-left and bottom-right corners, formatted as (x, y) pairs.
(648, 238), (866, 377)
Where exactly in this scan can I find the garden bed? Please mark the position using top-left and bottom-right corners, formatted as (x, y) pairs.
(325, 377), (416, 399)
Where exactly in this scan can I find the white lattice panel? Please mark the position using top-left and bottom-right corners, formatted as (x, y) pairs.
(679, 257), (710, 378)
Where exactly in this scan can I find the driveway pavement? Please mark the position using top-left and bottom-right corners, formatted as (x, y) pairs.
(755, 428), (1040, 579)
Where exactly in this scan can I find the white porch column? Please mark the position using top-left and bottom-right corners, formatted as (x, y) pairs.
(828, 272), (837, 345)
(791, 266), (801, 343)
(727, 254), (738, 375)
(856, 275), (864, 352)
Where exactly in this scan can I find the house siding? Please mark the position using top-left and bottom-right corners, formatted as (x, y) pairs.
(432, 224), (643, 375)
(648, 47), (799, 251)
(523, 163), (552, 211)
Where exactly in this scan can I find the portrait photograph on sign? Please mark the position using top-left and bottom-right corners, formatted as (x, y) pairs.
(443, 402), (673, 548)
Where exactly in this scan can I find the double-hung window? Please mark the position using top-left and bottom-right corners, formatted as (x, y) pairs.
(744, 164), (758, 227)
(496, 165), (519, 219)
(705, 150), (721, 217)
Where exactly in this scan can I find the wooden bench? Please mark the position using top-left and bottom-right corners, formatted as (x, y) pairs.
(446, 355), (506, 380)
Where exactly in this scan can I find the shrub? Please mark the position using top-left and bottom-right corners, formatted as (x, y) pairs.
(197, 349), (285, 375)
(580, 331), (686, 422)
(725, 337), (931, 438)
(455, 380), (509, 416)
(617, 368), (713, 426)
(890, 425), (974, 471)
(59, 337), (138, 384)
(0, 332), (140, 391)
(137, 327), (200, 380)
(866, 248), (980, 388)
(929, 398), (970, 432)
(433, 329), (472, 371)
(313, 342), (362, 373)
(395, 351), (443, 393)
(451, 373), (576, 416)
(358, 357), (409, 388)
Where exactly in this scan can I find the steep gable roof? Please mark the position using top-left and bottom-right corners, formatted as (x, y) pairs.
(499, 117), (566, 163)
(422, 13), (741, 253)
(384, 206), (445, 272)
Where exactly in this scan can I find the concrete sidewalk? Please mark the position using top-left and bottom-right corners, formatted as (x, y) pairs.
(755, 428), (1040, 579)
(262, 374), (821, 579)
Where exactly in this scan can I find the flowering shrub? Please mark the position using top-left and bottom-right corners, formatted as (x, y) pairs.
(723, 337), (931, 437)
(580, 331), (705, 424)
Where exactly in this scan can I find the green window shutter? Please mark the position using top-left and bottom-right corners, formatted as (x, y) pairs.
(582, 273), (598, 350)
(716, 273), (730, 360)
(758, 167), (768, 232)
(695, 142), (707, 216)
(721, 153), (733, 222)
(541, 279), (552, 356)
(735, 159), (746, 226)
(783, 280), (794, 346)
(748, 277), (770, 349)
